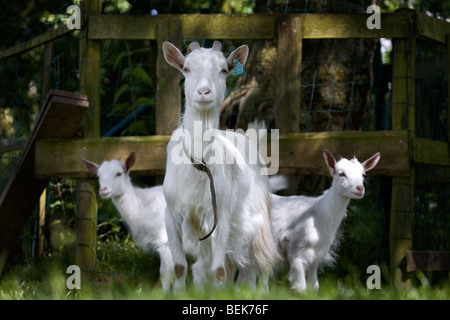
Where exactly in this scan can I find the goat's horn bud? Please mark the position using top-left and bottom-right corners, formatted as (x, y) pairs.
(187, 41), (201, 54)
(212, 40), (222, 52)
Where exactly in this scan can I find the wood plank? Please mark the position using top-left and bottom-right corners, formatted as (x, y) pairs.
(79, 33), (101, 138)
(275, 15), (302, 134)
(417, 13), (450, 44)
(390, 172), (414, 285)
(89, 14), (276, 40)
(35, 136), (170, 179)
(180, 14), (276, 39)
(406, 251), (450, 272)
(392, 38), (416, 132)
(35, 130), (410, 179)
(89, 14), (159, 40)
(276, 130), (410, 176)
(88, 12), (415, 41)
(77, 0), (102, 276)
(0, 90), (88, 252)
(413, 137), (450, 166)
(390, 33), (416, 288)
(301, 11), (412, 39)
(2, 11), (447, 60)
(156, 19), (182, 135)
(447, 35), (450, 148)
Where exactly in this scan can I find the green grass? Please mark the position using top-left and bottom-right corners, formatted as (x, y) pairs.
(1, 253), (449, 300)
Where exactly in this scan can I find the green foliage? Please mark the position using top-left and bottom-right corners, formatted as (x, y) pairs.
(100, 39), (156, 136)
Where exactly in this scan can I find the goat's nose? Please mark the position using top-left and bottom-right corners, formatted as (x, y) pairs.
(100, 186), (107, 193)
(356, 185), (364, 192)
(197, 86), (211, 96)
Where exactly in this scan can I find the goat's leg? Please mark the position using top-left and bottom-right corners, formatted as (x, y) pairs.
(289, 256), (307, 292)
(306, 261), (319, 290)
(237, 266), (257, 289)
(165, 207), (187, 291)
(210, 221), (230, 286)
(156, 244), (174, 292)
(225, 254), (236, 284)
(192, 240), (211, 286)
(258, 269), (270, 293)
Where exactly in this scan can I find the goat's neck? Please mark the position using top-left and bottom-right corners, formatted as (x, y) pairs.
(182, 104), (220, 132)
(111, 184), (138, 222)
(319, 183), (351, 227)
(181, 104), (221, 161)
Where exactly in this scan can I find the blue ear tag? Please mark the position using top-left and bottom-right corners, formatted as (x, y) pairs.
(233, 59), (245, 75)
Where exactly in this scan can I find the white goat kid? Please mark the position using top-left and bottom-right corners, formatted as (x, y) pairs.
(270, 149), (380, 292)
(81, 152), (175, 291)
(162, 41), (279, 290)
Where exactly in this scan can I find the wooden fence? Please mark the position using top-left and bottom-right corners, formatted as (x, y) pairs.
(1, 0), (450, 285)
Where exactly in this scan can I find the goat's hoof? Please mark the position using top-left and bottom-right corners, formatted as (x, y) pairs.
(175, 264), (185, 279)
(215, 267), (225, 282)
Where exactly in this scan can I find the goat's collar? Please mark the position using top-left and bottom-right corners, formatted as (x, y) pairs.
(191, 156), (207, 172)
(189, 155), (218, 242)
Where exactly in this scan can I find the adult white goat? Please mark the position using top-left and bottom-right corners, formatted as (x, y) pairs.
(270, 149), (380, 292)
(81, 152), (178, 291)
(162, 40), (279, 290)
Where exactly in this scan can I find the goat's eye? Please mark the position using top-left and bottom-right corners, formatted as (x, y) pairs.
(339, 172), (346, 178)
(221, 68), (228, 75)
(115, 172), (122, 178)
(182, 67), (190, 73)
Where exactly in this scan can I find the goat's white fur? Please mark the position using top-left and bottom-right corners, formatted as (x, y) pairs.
(162, 41), (280, 290)
(269, 150), (380, 292)
(81, 152), (190, 292)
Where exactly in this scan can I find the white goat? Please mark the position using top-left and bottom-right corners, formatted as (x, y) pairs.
(81, 152), (176, 291)
(270, 149), (380, 292)
(162, 41), (279, 289)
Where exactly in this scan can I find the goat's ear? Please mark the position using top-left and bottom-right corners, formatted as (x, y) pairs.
(362, 152), (380, 173)
(323, 149), (337, 175)
(226, 45), (249, 74)
(162, 41), (185, 71)
(125, 151), (136, 173)
(81, 158), (99, 175)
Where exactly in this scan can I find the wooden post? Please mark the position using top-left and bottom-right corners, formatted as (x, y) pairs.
(156, 18), (182, 135)
(35, 42), (53, 260)
(274, 15), (303, 193)
(76, 0), (101, 276)
(275, 15), (302, 134)
(390, 32), (416, 286)
(76, 179), (97, 274)
(447, 35), (450, 144)
(79, 1), (101, 138)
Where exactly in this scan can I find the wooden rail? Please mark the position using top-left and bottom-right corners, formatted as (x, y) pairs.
(34, 130), (412, 179)
(87, 11), (447, 42)
(1, 11), (449, 62)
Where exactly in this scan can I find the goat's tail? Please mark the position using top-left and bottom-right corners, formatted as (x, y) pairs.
(251, 191), (282, 274)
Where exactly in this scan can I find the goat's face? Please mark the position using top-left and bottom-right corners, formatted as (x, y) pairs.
(81, 151), (136, 199)
(163, 41), (248, 112)
(96, 160), (129, 199)
(183, 48), (228, 111)
(323, 149), (380, 199)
